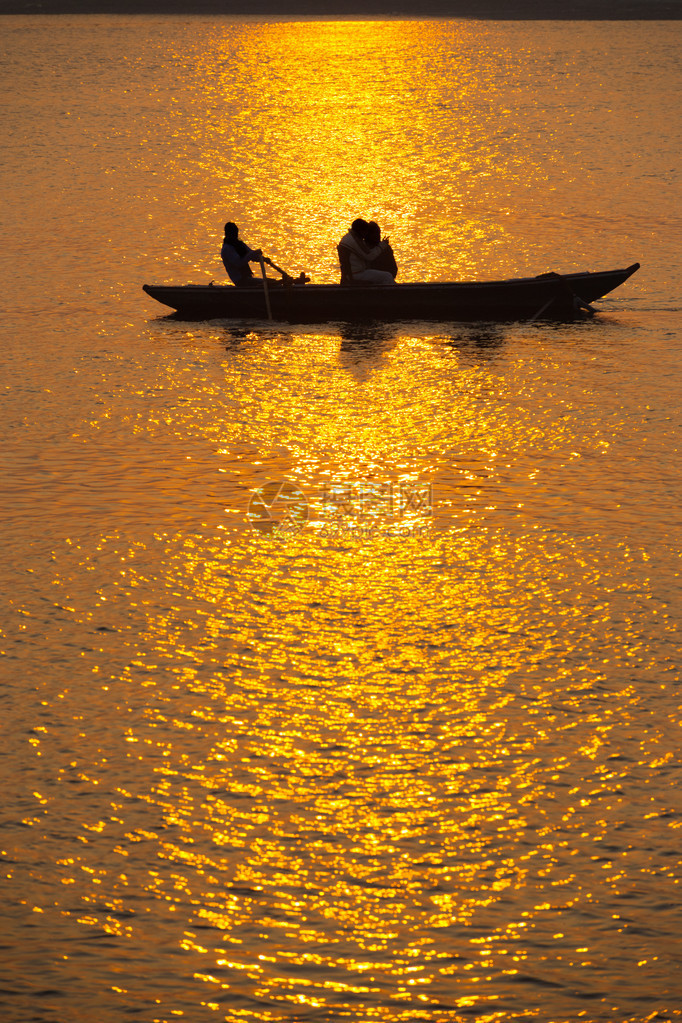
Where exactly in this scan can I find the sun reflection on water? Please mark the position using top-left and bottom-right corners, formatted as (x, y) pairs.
(188, 19), (542, 286)
(47, 510), (673, 1018)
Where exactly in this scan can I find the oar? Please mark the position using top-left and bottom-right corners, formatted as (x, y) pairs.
(264, 257), (310, 285)
(527, 296), (556, 323)
(264, 256), (290, 279)
(259, 256), (273, 321)
(527, 272), (596, 323)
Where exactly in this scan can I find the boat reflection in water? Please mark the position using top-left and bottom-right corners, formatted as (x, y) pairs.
(443, 326), (508, 358)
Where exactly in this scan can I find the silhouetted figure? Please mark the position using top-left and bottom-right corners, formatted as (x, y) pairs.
(221, 222), (263, 286)
(337, 218), (396, 286)
(365, 221), (398, 279)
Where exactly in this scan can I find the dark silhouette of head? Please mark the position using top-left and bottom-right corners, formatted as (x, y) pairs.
(351, 218), (369, 238)
(365, 221), (381, 247)
(224, 222), (239, 239)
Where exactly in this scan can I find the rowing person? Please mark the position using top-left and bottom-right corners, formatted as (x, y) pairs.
(221, 222), (308, 287)
(220, 222), (263, 286)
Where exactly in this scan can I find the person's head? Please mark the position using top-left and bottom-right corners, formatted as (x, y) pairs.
(351, 218), (369, 239)
(224, 221), (239, 239)
(365, 221), (381, 247)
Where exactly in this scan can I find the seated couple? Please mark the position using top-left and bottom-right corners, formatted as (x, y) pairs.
(337, 219), (398, 286)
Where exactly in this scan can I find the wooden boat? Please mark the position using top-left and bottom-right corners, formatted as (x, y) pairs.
(142, 262), (639, 324)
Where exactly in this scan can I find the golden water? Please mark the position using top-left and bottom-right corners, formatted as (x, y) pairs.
(1, 15), (681, 1023)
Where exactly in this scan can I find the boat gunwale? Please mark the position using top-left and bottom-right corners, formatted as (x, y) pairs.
(144, 263), (640, 296)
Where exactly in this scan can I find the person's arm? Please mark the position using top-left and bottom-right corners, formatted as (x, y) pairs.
(244, 243), (262, 263)
(343, 234), (386, 263)
(365, 241), (387, 261)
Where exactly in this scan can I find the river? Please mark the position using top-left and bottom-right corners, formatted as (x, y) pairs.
(1, 15), (681, 1023)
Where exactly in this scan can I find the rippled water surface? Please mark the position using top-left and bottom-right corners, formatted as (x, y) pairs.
(1, 15), (682, 1023)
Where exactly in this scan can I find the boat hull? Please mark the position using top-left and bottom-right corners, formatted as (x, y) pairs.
(142, 264), (639, 323)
